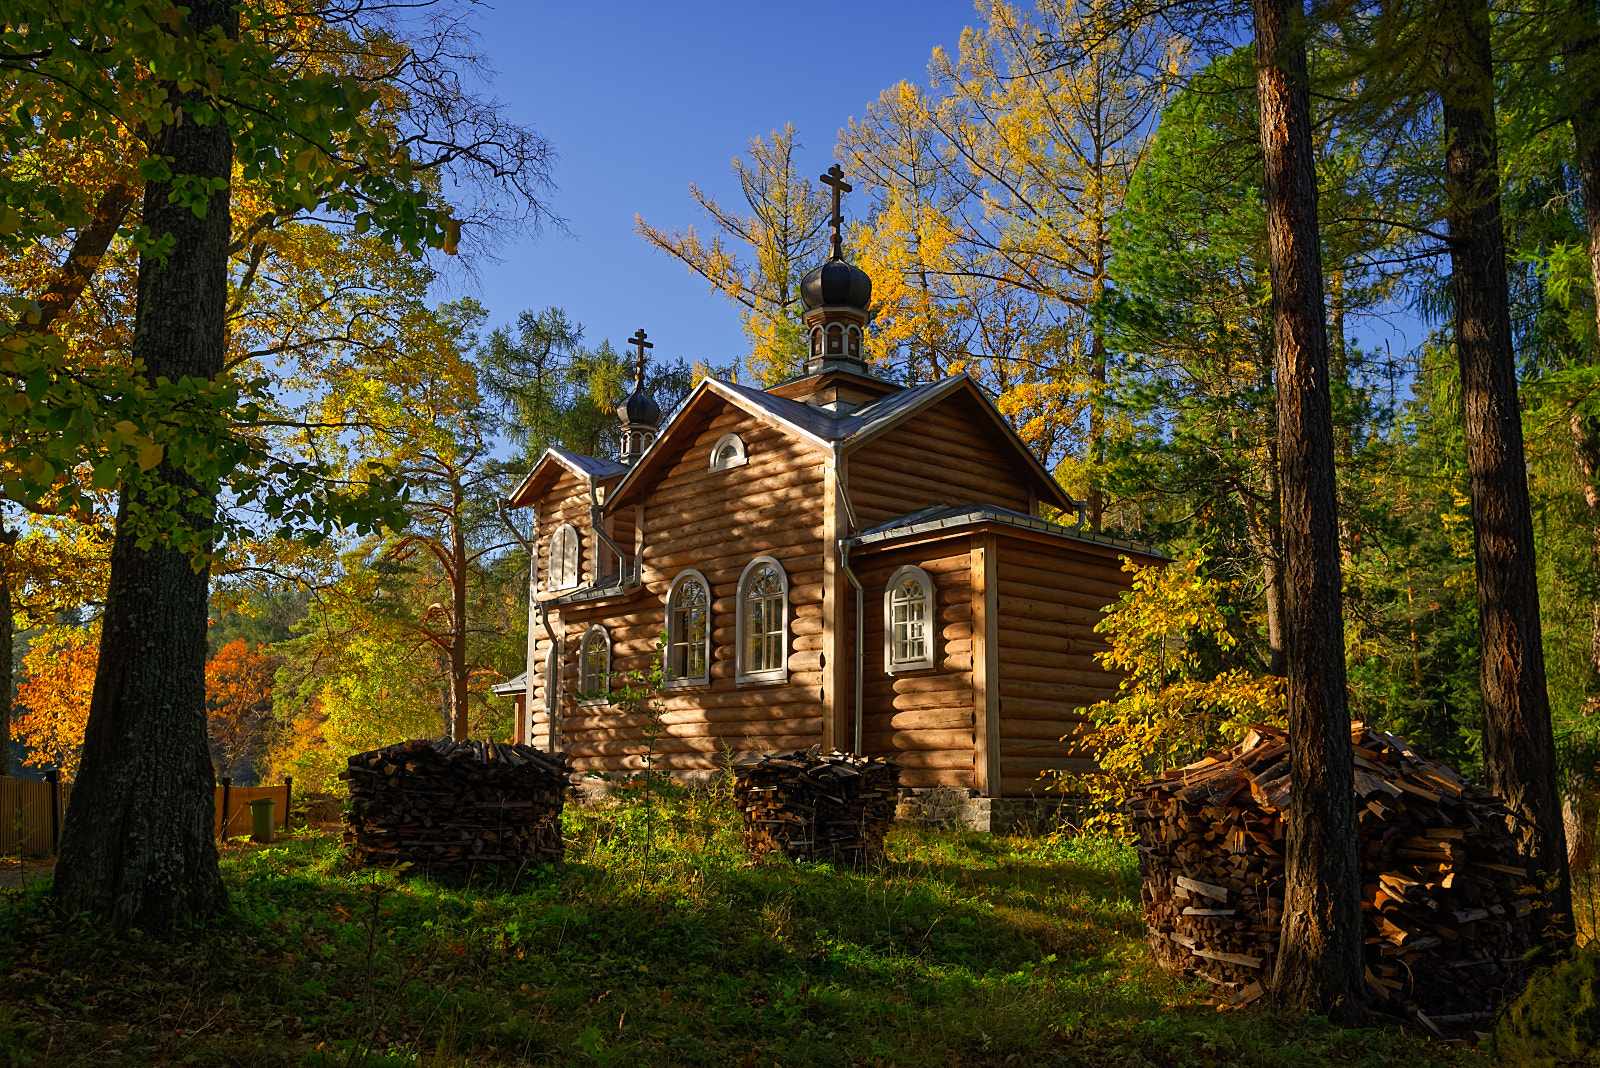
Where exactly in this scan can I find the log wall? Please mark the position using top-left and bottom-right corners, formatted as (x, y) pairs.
(556, 406), (830, 776)
(992, 534), (1140, 797)
(853, 542), (975, 790)
(846, 391), (1038, 527)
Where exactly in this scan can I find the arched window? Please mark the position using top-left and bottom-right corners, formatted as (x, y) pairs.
(810, 327), (823, 358)
(847, 326), (861, 358)
(578, 625), (611, 704)
(709, 433), (747, 471)
(665, 570), (712, 686)
(827, 323), (844, 355)
(737, 556), (789, 683)
(548, 524), (580, 590)
(884, 565), (936, 673)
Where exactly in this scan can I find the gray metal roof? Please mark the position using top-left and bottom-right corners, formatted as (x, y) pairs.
(490, 671), (527, 695)
(849, 502), (1164, 557)
(711, 375), (960, 444)
(548, 448), (628, 480)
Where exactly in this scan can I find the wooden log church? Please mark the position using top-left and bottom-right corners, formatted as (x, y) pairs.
(501, 167), (1162, 805)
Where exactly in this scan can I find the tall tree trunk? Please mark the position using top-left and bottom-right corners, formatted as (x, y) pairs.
(1254, 0), (1366, 1019)
(1, 520), (14, 778)
(1439, 0), (1573, 943)
(50, 1), (235, 928)
(450, 479), (470, 741)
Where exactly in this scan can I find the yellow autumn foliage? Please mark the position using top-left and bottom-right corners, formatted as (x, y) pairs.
(1058, 552), (1284, 836)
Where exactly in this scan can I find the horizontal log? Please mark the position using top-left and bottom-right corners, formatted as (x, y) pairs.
(788, 650), (824, 673)
(650, 686), (823, 712)
(941, 653), (973, 673)
(565, 715), (822, 741)
(998, 776), (1066, 797)
(863, 690), (972, 713)
(998, 679), (1117, 705)
(862, 728), (974, 752)
(873, 749), (974, 770)
(999, 554), (1132, 598)
(851, 452), (1027, 502)
(897, 768), (972, 789)
(1000, 716), (1089, 742)
(995, 579), (1114, 612)
(648, 463), (819, 509)
(565, 733), (821, 758)
(999, 755), (1099, 775)
(996, 661), (1121, 688)
(646, 521), (826, 560)
(864, 671), (972, 696)
(943, 622), (974, 642)
(657, 482), (825, 527)
(880, 707), (975, 731)
(1000, 643), (1111, 669)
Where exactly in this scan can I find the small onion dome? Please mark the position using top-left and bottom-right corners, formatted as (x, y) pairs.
(617, 382), (660, 427)
(800, 256), (871, 312)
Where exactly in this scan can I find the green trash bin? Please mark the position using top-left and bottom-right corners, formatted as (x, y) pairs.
(247, 797), (275, 843)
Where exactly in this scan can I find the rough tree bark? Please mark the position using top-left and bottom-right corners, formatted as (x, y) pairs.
(1253, 0), (1367, 1019)
(50, 2), (236, 928)
(450, 475), (470, 741)
(1, 520), (13, 778)
(1439, 0), (1573, 942)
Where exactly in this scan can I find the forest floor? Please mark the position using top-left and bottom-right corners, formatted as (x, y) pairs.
(0, 791), (1491, 1067)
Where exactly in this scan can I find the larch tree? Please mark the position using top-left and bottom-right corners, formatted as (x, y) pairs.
(1252, 0), (1367, 1018)
(635, 124), (831, 385)
(1432, 0), (1572, 939)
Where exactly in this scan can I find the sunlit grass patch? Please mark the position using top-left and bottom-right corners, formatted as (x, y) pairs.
(0, 793), (1490, 1067)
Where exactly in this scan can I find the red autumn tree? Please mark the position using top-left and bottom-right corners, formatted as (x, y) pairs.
(14, 626), (99, 778)
(205, 639), (281, 780)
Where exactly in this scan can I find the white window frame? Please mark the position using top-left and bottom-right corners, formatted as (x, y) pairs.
(735, 556), (789, 685)
(548, 523), (581, 590)
(708, 433), (748, 471)
(577, 624), (611, 706)
(664, 569), (713, 688)
(884, 564), (937, 674)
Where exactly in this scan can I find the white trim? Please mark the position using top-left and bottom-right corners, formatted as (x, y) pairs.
(884, 564), (937, 674)
(735, 556), (789, 685)
(664, 568), (712, 688)
(548, 523), (581, 590)
(577, 624), (611, 706)
(709, 432), (748, 471)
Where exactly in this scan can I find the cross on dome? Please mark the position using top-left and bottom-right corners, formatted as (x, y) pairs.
(627, 327), (652, 386)
(820, 164), (853, 261)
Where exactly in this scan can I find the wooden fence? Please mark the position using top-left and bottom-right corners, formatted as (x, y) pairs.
(0, 775), (71, 855)
(0, 775), (293, 855)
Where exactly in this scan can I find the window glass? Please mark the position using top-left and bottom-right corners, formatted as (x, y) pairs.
(668, 577), (709, 681)
(742, 566), (785, 674)
(891, 576), (928, 664)
(579, 628), (609, 699)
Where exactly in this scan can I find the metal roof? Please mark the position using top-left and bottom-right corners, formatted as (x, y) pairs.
(490, 671), (527, 695)
(849, 502), (1164, 557)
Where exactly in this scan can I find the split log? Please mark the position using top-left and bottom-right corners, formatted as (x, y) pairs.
(734, 748), (901, 866)
(341, 738), (570, 876)
(1133, 722), (1535, 1027)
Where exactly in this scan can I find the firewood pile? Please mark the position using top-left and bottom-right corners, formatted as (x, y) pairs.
(341, 738), (571, 875)
(734, 749), (900, 866)
(1130, 722), (1535, 1028)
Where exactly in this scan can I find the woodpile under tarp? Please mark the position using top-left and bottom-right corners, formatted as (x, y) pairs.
(734, 749), (900, 866)
(1130, 723), (1536, 1029)
(342, 738), (570, 876)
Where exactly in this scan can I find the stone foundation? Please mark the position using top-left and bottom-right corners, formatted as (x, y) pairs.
(894, 787), (1091, 834)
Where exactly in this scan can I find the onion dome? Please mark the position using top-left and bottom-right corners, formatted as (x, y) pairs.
(616, 380), (660, 428)
(617, 328), (660, 465)
(801, 257), (872, 312)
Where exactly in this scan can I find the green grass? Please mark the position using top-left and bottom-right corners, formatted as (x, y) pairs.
(0, 792), (1489, 1067)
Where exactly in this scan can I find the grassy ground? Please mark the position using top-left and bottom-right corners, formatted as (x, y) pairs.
(0, 790), (1489, 1067)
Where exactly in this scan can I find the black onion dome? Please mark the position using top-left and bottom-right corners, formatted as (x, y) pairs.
(617, 384), (660, 427)
(800, 257), (872, 311)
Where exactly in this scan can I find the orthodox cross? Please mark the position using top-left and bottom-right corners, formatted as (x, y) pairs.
(628, 328), (652, 386)
(820, 163), (852, 260)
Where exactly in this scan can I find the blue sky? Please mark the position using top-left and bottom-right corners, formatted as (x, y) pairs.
(447, 0), (984, 370)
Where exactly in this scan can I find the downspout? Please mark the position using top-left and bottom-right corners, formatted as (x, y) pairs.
(832, 447), (865, 756)
(588, 477), (633, 585)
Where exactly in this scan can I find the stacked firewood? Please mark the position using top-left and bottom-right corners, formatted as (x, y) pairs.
(1130, 723), (1535, 1028)
(341, 738), (570, 875)
(734, 749), (900, 866)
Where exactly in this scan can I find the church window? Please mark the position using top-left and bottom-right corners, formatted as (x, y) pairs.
(548, 524), (580, 590)
(848, 326), (861, 357)
(811, 327), (823, 358)
(709, 432), (747, 471)
(737, 557), (788, 683)
(884, 565), (936, 673)
(665, 570), (711, 686)
(827, 324), (844, 355)
(578, 625), (610, 704)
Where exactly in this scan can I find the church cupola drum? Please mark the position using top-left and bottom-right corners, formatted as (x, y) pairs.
(617, 328), (660, 464)
(800, 164), (872, 375)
